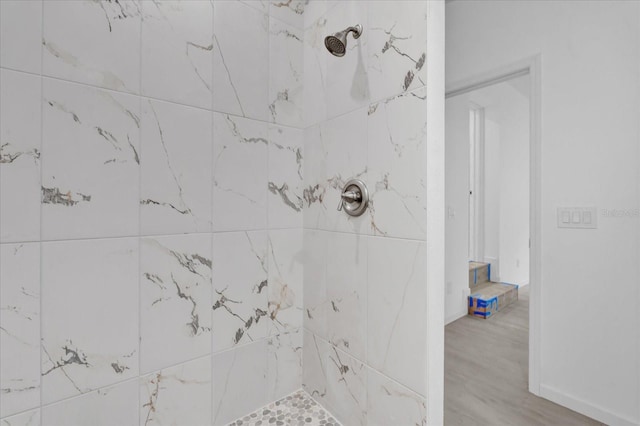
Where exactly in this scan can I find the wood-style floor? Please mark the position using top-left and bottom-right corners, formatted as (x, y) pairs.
(444, 286), (604, 426)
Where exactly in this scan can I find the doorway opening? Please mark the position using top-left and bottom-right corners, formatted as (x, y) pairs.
(445, 73), (531, 325)
(443, 72), (540, 423)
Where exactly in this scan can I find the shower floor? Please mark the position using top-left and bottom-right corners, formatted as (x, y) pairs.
(228, 390), (341, 426)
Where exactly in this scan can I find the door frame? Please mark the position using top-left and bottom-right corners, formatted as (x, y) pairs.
(425, 1), (445, 424)
(445, 54), (543, 396)
(468, 102), (485, 263)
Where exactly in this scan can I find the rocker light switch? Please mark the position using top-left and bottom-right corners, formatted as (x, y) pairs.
(572, 212), (581, 224)
(557, 207), (597, 229)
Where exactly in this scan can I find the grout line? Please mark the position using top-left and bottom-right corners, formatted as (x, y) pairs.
(241, 0), (306, 32)
(0, 227), (307, 246)
(363, 12), (372, 405)
(302, 227), (428, 243)
(38, 0), (45, 421)
(0, 64), (308, 132)
(4, 375), (137, 421)
(302, 83), (429, 131)
(139, 352), (213, 379)
(1, 39), (429, 134)
(1, 226), (428, 249)
(212, 334), (270, 358)
(4, 347), (211, 422)
(302, 327), (427, 400)
(137, 4), (143, 425)
(210, 1), (216, 424)
(266, 1), (273, 366)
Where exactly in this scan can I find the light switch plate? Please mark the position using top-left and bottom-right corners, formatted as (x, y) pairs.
(557, 207), (598, 229)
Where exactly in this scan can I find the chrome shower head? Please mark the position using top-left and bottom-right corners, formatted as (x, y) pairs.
(324, 24), (363, 57)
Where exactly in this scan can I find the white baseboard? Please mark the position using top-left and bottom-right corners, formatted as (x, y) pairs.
(445, 310), (467, 326)
(539, 384), (639, 426)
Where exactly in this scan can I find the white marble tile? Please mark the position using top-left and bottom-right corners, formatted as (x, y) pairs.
(367, 87), (427, 239)
(141, 0), (213, 109)
(270, 0), (305, 29)
(268, 229), (303, 335)
(302, 230), (327, 339)
(140, 234), (212, 373)
(367, 367), (427, 426)
(212, 231), (268, 353)
(140, 356), (212, 426)
(304, 1), (331, 29)
(239, 0), (269, 14)
(325, 344), (367, 426)
(42, 380), (139, 426)
(213, 0), (270, 121)
(303, 14), (328, 127)
(367, 236), (427, 396)
(325, 0), (357, 10)
(0, 1), (42, 73)
(140, 99), (212, 235)
(212, 113), (268, 231)
(0, 70), (41, 243)
(42, 0), (141, 93)
(41, 238), (139, 405)
(41, 78), (140, 240)
(0, 409), (40, 426)
(269, 17), (304, 127)
(213, 341), (268, 426)
(267, 328), (303, 401)
(0, 244), (40, 418)
(325, 232), (367, 360)
(325, 1), (370, 120)
(302, 330), (329, 407)
(268, 125), (304, 229)
(321, 106), (368, 235)
(302, 124), (327, 231)
(305, 107), (369, 234)
(368, 1), (428, 102)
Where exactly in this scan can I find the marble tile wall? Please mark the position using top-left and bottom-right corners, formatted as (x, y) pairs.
(302, 1), (429, 425)
(1, 0), (429, 424)
(0, 1), (304, 425)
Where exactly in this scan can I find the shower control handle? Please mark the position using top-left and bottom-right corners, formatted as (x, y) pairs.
(341, 191), (361, 202)
(337, 179), (369, 217)
(337, 190), (361, 211)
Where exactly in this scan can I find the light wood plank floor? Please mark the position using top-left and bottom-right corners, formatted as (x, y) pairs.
(444, 286), (604, 425)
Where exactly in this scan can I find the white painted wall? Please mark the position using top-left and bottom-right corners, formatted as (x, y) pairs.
(447, 2), (640, 424)
(483, 117), (501, 273)
(491, 84), (530, 285)
(476, 79), (530, 285)
(445, 95), (470, 323)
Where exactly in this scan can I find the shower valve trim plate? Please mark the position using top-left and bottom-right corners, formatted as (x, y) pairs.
(337, 178), (369, 217)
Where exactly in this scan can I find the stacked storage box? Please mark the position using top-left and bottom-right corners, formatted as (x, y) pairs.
(468, 261), (519, 319)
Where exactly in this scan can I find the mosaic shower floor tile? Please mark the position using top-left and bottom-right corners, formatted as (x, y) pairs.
(228, 390), (341, 426)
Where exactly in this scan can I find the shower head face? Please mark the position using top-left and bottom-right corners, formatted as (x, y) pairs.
(324, 24), (362, 57)
(324, 32), (347, 57)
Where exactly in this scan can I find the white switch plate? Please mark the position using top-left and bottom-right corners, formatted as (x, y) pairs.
(557, 207), (598, 229)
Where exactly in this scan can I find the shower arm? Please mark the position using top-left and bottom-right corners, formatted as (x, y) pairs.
(346, 25), (363, 39)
